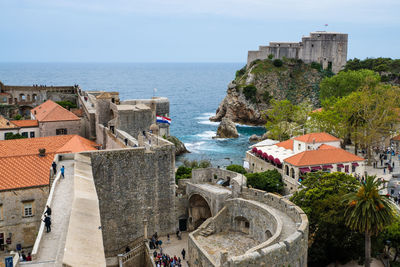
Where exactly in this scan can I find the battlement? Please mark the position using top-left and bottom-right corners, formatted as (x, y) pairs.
(247, 31), (348, 73)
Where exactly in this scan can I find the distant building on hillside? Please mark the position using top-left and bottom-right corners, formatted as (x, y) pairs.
(247, 31), (348, 73)
(0, 135), (99, 250)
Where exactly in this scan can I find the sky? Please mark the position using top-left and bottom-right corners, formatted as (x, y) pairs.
(0, 0), (399, 63)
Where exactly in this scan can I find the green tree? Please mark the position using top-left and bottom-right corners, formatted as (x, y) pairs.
(242, 84), (257, 103)
(244, 169), (283, 193)
(56, 101), (77, 110)
(382, 218), (400, 262)
(175, 166), (192, 183)
(13, 114), (22, 120)
(343, 176), (397, 267)
(319, 69), (380, 100)
(291, 172), (364, 266)
(273, 59), (283, 67)
(265, 99), (298, 141)
(226, 164), (247, 174)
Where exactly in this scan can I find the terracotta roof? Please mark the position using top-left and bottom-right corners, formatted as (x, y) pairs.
(276, 139), (294, 150)
(0, 93), (10, 96)
(0, 116), (18, 129)
(10, 120), (38, 128)
(0, 135), (99, 191)
(293, 132), (340, 143)
(31, 100), (80, 122)
(312, 107), (323, 113)
(392, 134), (400, 141)
(70, 108), (84, 117)
(284, 146), (364, 166)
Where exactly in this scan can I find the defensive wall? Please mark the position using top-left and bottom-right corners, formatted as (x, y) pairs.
(247, 31), (348, 73)
(86, 135), (176, 266)
(184, 168), (308, 267)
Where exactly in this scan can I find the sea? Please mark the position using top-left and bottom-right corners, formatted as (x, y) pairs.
(0, 63), (265, 167)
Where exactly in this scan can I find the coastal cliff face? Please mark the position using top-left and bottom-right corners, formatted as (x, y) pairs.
(210, 59), (328, 126)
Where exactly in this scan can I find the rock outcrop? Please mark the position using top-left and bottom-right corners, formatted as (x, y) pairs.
(165, 135), (189, 156)
(214, 118), (239, 138)
(210, 59), (327, 126)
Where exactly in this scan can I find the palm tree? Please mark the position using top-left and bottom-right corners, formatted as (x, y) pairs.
(344, 176), (396, 267)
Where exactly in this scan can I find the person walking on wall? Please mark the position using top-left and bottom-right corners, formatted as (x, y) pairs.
(44, 205), (51, 218)
(181, 248), (186, 260)
(61, 165), (65, 178)
(43, 215), (51, 233)
(52, 161), (57, 175)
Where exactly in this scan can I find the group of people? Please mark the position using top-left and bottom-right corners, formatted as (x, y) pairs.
(52, 161), (65, 178)
(43, 205), (52, 233)
(149, 231), (186, 267)
(19, 251), (32, 262)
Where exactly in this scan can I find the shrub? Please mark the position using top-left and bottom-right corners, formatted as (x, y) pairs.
(268, 54), (274, 60)
(245, 169), (283, 193)
(311, 62), (322, 71)
(175, 166), (192, 183)
(199, 160), (211, 168)
(243, 84), (257, 102)
(5, 132), (26, 140)
(176, 159), (212, 184)
(13, 114), (22, 120)
(263, 90), (272, 103)
(226, 164), (247, 174)
(273, 59), (283, 67)
(235, 66), (246, 79)
(56, 101), (77, 110)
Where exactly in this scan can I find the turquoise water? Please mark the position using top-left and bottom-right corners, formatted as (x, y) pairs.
(0, 63), (265, 167)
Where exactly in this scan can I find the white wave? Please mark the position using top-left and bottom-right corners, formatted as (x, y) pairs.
(201, 112), (215, 117)
(184, 141), (218, 152)
(196, 130), (216, 139)
(198, 120), (220, 126)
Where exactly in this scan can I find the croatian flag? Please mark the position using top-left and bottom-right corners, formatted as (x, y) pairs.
(156, 115), (171, 125)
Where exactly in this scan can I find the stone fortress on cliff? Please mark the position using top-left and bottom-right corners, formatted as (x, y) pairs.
(247, 31), (348, 73)
(0, 80), (308, 266)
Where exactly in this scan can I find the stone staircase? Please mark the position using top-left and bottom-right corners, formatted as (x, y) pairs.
(199, 219), (215, 237)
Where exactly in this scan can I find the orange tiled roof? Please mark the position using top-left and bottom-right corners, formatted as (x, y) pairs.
(392, 134), (400, 141)
(284, 146), (364, 166)
(10, 120), (39, 128)
(0, 135), (99, 191)
(276, 139), (294, 150)
(0, 115), (18, 129)
(70, 109), (84, 117)
(311, 107), (323, 113)
(31, 100), (80, 122)
(293, 132), (340, 143)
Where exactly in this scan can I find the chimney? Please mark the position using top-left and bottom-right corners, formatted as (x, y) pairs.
(34, 110), (36, 115)
(38, 148), (46, 157)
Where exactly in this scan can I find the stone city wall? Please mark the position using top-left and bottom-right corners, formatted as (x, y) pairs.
(87, 142), (176, 258)
(38, 120), (81, 137)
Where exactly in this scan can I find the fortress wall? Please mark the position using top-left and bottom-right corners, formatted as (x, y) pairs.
(88, 146), (176, 257)
(192, 168), (244, 185)
(116, 108), (153, 140)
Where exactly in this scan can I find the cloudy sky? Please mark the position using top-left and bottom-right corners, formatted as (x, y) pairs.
(0, 0), (399, 62)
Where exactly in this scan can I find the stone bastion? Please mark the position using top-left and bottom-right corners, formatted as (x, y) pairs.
(185, 168), (308, 267)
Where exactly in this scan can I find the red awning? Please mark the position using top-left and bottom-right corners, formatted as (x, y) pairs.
(252, 147), (257, 153)
(268, 155), (274, 161)
(274, 158), (281, 165)
(322, 165), (333, 169)
(299, 167), (311, 173)
(311, 166), (322, 170)
(257, 150), (263, 156)
(337, 164), (344, 168)
(262, 152), (268, 159)
(352, 162), (359, 166)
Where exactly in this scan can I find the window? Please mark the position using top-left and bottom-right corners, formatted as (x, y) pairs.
(32, 94), (37, 101)
(4, 132), (12, 140)
(21, 132), (28, 138)
(20, 94), (26, 101)
(2, 97), (6, 102)
(56, 128), (67, 135)
(352, 165), (356, 173)
(337, 166), (342, 172)
(345, 165), (349, 173)
(0, 205), (3, 220)
(298, 144), (301, 150)
(23, 202), (33, 217)
(30, 132), (35, 138)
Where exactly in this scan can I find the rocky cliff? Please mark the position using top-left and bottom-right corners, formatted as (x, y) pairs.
(210, 58), (328, 125)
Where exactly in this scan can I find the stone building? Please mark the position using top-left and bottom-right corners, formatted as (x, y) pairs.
(31, 100), (81, 137)
(0, 135), (99, 251)
(247, 31), (348, 73)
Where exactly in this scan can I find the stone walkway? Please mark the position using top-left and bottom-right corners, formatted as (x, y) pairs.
(28, 160), (75, 267)
(151, 232), (189, 267)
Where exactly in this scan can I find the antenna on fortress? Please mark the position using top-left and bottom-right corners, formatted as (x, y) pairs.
(153, 88), (157, 98)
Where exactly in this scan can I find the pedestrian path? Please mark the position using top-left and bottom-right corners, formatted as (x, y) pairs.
(29, 160), (75, 267)
(152, 232), (189, 267)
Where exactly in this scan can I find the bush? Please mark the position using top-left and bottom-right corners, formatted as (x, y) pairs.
(243, 84), (257, 102)
(226, 164), (247, 174)
(268, 54), (274, 60)
(273, 59), (283, 67)
(311, 62), (322, 71)
(175, 166), (192, 183)
(245, 169), (283, 193)
(263, 90), (272, 103)
(235, 66), (246, 79)
(176, 159), (211, 184)
(5, 133), (27, 140)
(13, 114), (22, 120)
(56, 101), (77, 110)
(198, 160), (211, 168)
